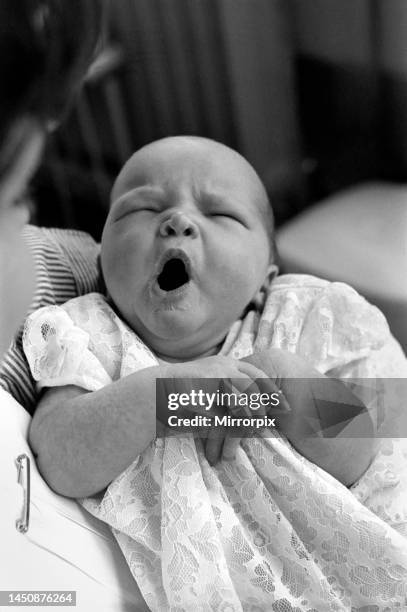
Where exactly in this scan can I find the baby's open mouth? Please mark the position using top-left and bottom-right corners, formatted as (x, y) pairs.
(157, 257), (191, 291)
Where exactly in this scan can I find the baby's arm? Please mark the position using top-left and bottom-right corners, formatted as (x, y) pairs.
(29, 366), (162, 498)
(242, 349), (375, 486)
(29, 356), (267, 498)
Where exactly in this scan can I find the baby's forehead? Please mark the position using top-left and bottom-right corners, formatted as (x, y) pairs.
(112, 138), (266, 205)
(121, 138), (249, 178)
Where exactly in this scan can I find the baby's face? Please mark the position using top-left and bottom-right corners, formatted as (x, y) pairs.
(101, 137), (274, 360)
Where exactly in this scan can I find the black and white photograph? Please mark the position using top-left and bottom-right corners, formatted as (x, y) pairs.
(1, 1), (407, 610)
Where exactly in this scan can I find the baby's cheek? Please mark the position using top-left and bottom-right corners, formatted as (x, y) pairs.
(220, 252), (264, 295)
(213, 272), (258, 322)
(103, 236), (143, 285)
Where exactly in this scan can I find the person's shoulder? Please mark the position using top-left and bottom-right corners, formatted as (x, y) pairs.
(23, 225), (101, 295)
(22, 225), (95, 257)
(43, 227), (99, 258)
(23, 224), (97, 245)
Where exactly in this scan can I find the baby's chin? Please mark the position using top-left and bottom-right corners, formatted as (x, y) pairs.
(137, 309), (228, 360)
(145, 306), (207, 340)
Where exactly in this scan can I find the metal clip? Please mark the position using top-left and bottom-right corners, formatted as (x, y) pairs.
(15, 454), (30, 533)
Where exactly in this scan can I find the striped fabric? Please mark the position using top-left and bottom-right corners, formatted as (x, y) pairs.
(0, 226), (101, 415)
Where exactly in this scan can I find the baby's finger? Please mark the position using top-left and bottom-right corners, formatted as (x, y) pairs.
(221, 436), (241, 462)
(204, 401), (228, 466)
(236, 361), (269, 382)
(230, 376), (259, 397)
(234, 362), (283, 401)
(205, 430), (226, 466)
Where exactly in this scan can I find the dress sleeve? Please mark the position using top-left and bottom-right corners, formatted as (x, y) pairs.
(23, 305), (112, 391)
(297, 281), (407, 507)
(297, 281), (390, 374)
(259, 276), (393, 374)
(258, 276), (407, 433)
(301, 282), (407, 434)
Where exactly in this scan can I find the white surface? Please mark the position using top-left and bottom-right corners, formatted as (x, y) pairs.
(0, 388), (149, 611)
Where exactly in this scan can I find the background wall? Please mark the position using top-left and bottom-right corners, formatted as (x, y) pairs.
(32, 0), (407, 240)
(292, 0), (381, 199)
(378, 0), (407, 174)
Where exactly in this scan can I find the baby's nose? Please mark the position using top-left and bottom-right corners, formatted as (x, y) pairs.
(159, 211), (197, 238)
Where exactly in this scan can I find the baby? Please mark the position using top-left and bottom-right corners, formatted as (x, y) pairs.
(24, 137), (407, 610)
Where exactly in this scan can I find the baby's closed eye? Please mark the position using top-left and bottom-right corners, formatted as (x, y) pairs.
(207, 210), (247, 227)
(113, 201), (160, 221)
(211, 212), (240, 220)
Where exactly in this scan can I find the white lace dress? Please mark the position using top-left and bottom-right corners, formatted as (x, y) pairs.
(24, 275), (407, 611)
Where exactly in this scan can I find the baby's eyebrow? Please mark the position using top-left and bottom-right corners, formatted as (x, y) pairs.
(113, 185), (165, 207)
(125, 185), (164, 199)
(201, 191), (236, 209)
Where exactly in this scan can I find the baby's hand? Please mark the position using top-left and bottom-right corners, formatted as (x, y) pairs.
(158, 355), (277, 465)
(242, 348), (311, 381)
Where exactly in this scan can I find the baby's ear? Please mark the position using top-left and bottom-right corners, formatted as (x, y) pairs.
(265, 263), (279, 284)
(251, 264), (279, 310)
(259, 263), (279, 293)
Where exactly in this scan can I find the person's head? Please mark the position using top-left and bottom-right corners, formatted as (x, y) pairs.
(0, 0), (103, 358)
(101, 136), (278, 361)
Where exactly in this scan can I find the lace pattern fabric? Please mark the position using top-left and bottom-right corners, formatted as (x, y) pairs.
(23, 275), (407, 610)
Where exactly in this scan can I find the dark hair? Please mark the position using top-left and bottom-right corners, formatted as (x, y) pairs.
(0, 0), (104, 147)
